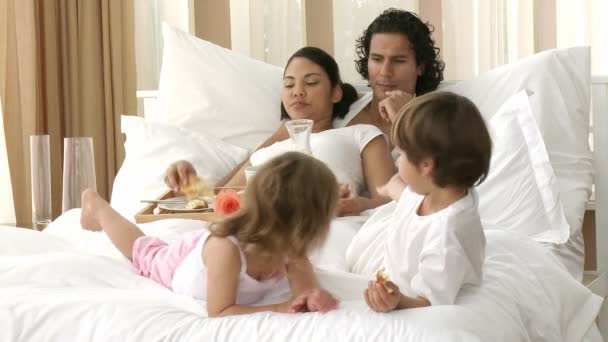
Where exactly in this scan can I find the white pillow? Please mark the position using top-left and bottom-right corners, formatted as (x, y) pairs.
(110, 116), (248, 219)
(477, 91), (569, 243)
(153, 23), (283, 151)
(445, 47), (593, 241)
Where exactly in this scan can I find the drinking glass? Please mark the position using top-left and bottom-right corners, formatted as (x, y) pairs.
(244, 165), (258, 184)
(62, 137), (96, 212)
(285, 119), (313, 154)
(30, 135), (52, 230)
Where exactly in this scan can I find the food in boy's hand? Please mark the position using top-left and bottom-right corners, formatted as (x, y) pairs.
(214, 189), (242, 216)
(376, 268), (394, 293)
(185, 198), (208, 210)
(180, 175), (213, 199)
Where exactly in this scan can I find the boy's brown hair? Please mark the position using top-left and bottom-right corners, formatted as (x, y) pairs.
(391, 91), (492, 189)
(210, 152), (338, 257)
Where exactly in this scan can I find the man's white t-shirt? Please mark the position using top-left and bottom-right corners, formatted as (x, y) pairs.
(333, 92), (401, 162)
(249, 124), (383, 195)
(346, 187), (486, 305)
(333, 92), (373, 129)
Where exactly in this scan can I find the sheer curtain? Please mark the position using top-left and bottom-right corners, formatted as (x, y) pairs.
(441, 0), (535, 80)
(330, 0), (607, 81)
(332, 0), (418, 83)
(556, 0), (608, 75)
(134, 0), (191, 115)
(135, 1), (607, 86)
(230, 0), (304, 67)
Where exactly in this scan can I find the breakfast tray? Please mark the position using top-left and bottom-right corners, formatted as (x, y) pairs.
(134, 187), (245, 224)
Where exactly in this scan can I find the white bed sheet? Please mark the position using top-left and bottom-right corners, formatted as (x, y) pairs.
(0, 210), (603, 342)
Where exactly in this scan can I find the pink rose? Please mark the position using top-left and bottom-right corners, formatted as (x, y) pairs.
(214, 189), (241, 216)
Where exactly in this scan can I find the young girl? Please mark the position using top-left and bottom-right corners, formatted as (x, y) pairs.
(81, 152), (340, 317)
(345, 91), (492, 312)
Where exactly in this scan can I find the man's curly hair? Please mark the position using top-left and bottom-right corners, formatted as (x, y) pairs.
(355, 8), (445, 96)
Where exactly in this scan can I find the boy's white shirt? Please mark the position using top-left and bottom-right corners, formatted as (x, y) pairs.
(346, 187), (486, 305)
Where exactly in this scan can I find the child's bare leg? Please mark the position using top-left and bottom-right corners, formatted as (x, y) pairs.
(80, 188), (144, 260)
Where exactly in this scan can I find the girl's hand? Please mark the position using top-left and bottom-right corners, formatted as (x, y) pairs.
(304, 288), (338, 313)
(364, 280), (400, 313)
(288, 288), (338, 313)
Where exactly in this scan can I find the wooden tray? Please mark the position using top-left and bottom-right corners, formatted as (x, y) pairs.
(134, 187), (245, 224)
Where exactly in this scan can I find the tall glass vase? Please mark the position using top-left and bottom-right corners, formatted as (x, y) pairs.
(62, 137), (96, 212)
(30, 135), (52, 230)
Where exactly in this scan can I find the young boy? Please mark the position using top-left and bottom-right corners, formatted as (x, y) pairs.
(346, 91), (492, 311)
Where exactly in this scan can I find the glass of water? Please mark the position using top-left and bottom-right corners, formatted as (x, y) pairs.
(62, 137), (97, 212)
(285, 119), (313, 155)
(30, 135), (52, 230)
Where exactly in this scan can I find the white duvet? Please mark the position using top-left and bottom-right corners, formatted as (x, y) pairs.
(0, 209), (602, 342)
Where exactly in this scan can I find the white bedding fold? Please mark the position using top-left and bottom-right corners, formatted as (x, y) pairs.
(0, 214), (602, 342)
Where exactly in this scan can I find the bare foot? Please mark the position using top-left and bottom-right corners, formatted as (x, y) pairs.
(80, 188), (106, 231)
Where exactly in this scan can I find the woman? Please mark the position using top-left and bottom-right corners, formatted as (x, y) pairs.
(165, 47), (395, 216)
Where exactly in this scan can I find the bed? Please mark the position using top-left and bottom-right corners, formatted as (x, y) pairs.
(1, 24), (607, 341)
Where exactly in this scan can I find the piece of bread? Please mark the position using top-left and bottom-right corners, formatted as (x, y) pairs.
(185, 199), (208, 210)
(376, 269), (394, 293)
(180, 175), (213, 199)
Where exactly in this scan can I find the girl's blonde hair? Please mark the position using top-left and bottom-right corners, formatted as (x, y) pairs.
(210, 152), (338, 257)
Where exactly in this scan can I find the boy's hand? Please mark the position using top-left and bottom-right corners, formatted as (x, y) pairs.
(288, 288), (338, 313)
(364, 280), (400, 312)
(376, 174), (406, 202)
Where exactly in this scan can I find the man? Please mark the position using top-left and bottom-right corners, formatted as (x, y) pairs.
(336, 8), (445, 133)
(334, 8), (445, 215)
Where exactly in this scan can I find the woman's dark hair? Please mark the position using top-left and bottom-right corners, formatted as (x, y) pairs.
(354, 8), (445, 96)
(280, 47), (358, 120)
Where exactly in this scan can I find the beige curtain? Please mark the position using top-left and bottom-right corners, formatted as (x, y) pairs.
(0, 0), (136, 227)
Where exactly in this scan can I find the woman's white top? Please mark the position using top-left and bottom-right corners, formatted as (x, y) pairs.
(249, 124), (383, 195)
(172, 229), (288, 304)
(346, 187), (486, 305)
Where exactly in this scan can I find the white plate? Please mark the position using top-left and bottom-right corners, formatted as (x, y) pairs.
(158, 196), (214, 213)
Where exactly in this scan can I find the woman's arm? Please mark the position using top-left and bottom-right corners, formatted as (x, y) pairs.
(338, 135), (395, 215)
(216, 123), (289, 187)
(204, 236), (294, 317)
